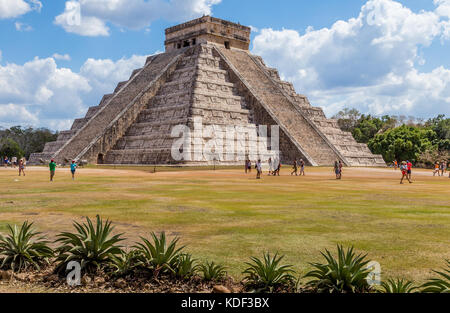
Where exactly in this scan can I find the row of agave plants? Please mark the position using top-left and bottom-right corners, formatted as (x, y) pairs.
(0, 215), (449, 293)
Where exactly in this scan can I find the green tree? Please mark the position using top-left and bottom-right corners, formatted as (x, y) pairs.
(0, 138), (24, 159)
(368, 125), (436, 163)
(333, 108), (361, 132)
(425, 115), (450, 151)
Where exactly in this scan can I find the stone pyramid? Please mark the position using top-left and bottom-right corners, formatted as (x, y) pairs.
(29, 16), (385, 167)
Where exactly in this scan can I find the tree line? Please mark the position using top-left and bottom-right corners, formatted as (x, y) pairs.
(0, 126), (58, 160)
(333, 109), (450, 167)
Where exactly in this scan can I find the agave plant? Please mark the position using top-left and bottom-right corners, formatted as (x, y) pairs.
(380, 278), (417, 293)
(173, 253), (198, 280)
(0, 221), (53, 272)
(134, 231), (185, 277)
(198, 261), (227, 281)
(304, 245), (372, 293)
(55, 215), (124, 274)
(420, 260), (450, 293)
(243, 252), (296, 292)
(110, 250), (140, 277)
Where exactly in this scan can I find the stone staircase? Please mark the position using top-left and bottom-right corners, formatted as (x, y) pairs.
(216, 46), (349, 166)
(249, 57), (385, 166)
(29, 49), (185, 164)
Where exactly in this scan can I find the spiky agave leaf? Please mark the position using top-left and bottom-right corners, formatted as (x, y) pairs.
(109, 250), (140, 277)
(198, 261), (227, 281)
(243, 252), (296, 292)
(0, 221), (53, 272)
(420, 260), (450, 293)
(55, 215), (124, 274)
(133, 231), (185, 277)
(380, 278), (417, 293)
(173, 253), (198, 280)
(304, 245), (372, 293)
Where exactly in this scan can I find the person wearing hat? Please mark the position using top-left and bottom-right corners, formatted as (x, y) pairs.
(49, 159), (57, 182)
(400, 161), (412, 184)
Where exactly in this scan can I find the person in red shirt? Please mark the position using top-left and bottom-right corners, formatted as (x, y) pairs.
(406, 160), (413, 182)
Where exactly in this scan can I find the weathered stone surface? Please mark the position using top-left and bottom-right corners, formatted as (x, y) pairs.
(29, 16), (385, 167)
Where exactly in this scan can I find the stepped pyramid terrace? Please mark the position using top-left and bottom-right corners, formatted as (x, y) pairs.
(29, 16), (385, 167)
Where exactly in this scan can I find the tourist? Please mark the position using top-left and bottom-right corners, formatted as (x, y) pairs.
(18, 159), (25, 176)
(291, 159), (298, 176)
(49, 159), (57, 182)
(334, 161), (340, 179)
(244, 159), (248, 174)
(268, 157), (273, 175)
(70, 160), (77, 180)
(338, 161), (343, 179)
(400, 161), (412, 184)
(299, 159), (305, 176)
(275, 159), (281, 176)
(11, 156), (17, 168)
(256, 159), (262, 179)
(247, 160), (252, 174)
(393, 160), (398, 170)
(440, 161), (446, 177)
(3, 156), (8, 168)
(433, 162), (440, 176)
(406, 160), (413, 181)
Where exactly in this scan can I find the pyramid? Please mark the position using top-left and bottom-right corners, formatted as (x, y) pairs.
(29, 16), (385, 167)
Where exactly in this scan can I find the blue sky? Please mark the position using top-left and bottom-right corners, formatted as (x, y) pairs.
(1, 0), (450, 130)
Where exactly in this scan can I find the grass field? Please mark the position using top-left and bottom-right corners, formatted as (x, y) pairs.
(0, 165), (449, 285)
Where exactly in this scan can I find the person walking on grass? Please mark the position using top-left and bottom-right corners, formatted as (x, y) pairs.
(18, 159), (25, 176)
(70, 160), (77, 180)
(338, 160), (343, 179)
(268, 157), (273, 176)
(11, 156), (17, 168)
(400, 161), (412, 184)
(49, 159), (57, 182)
(291, 159), (298, 176)
(299, 159), (305, 176)
(433, 162), (440, 176)
(406, 160), (413, 182)
(334, 161), (340, 179)
(440, 161), (446, 177)
(256, 159), (262, 179)
(3, 156), (8, 168)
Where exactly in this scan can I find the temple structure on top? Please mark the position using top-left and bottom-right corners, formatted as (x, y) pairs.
(29, 16), (385, 167)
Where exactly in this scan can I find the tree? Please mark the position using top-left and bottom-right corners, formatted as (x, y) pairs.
(0, 126), (58, 159)
(0, 138), (24, 159)
(368, 125), (436, 163)
(425, 115), (450, 151)
(333, 108), (361, 132)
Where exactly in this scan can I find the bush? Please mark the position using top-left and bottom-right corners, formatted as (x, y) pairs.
(55, 215), (124, 274)
(304, 245), (372, 293)
(134, 232), (184, 277)
(380, 278), (417, 293)
(0, 221), (53, 272)
(198, 261), (227, 281)
(420, 260), (450, 293)
(243, 252), (296, 292)
(173, 253), (198, 280)
(109, 250), (140, 277)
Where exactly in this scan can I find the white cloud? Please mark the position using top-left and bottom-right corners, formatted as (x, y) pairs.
(0, 53), (148, 130)
(52, 53), (72, 61)
(15, 21), (33, 31)
(54, 0), (222, 36)
(252, 0), (450, 118)
(0, 0), (41, 19)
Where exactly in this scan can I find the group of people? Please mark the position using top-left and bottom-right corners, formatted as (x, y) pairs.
(333, 161), (344, 179)
(399, 160), (413, 184)
(246, 157), (308, 179)
(48, 159), (78, 182)
(433, 161), (448, 177)
(3, 156), (26, 176)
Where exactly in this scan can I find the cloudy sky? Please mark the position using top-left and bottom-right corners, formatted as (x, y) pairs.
(0, 0), (449, 130)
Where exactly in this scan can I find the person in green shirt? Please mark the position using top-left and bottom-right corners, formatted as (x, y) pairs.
(49, 159), (57, 181)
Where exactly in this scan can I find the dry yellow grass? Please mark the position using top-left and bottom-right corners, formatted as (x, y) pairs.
(0, 165), (449, 288)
